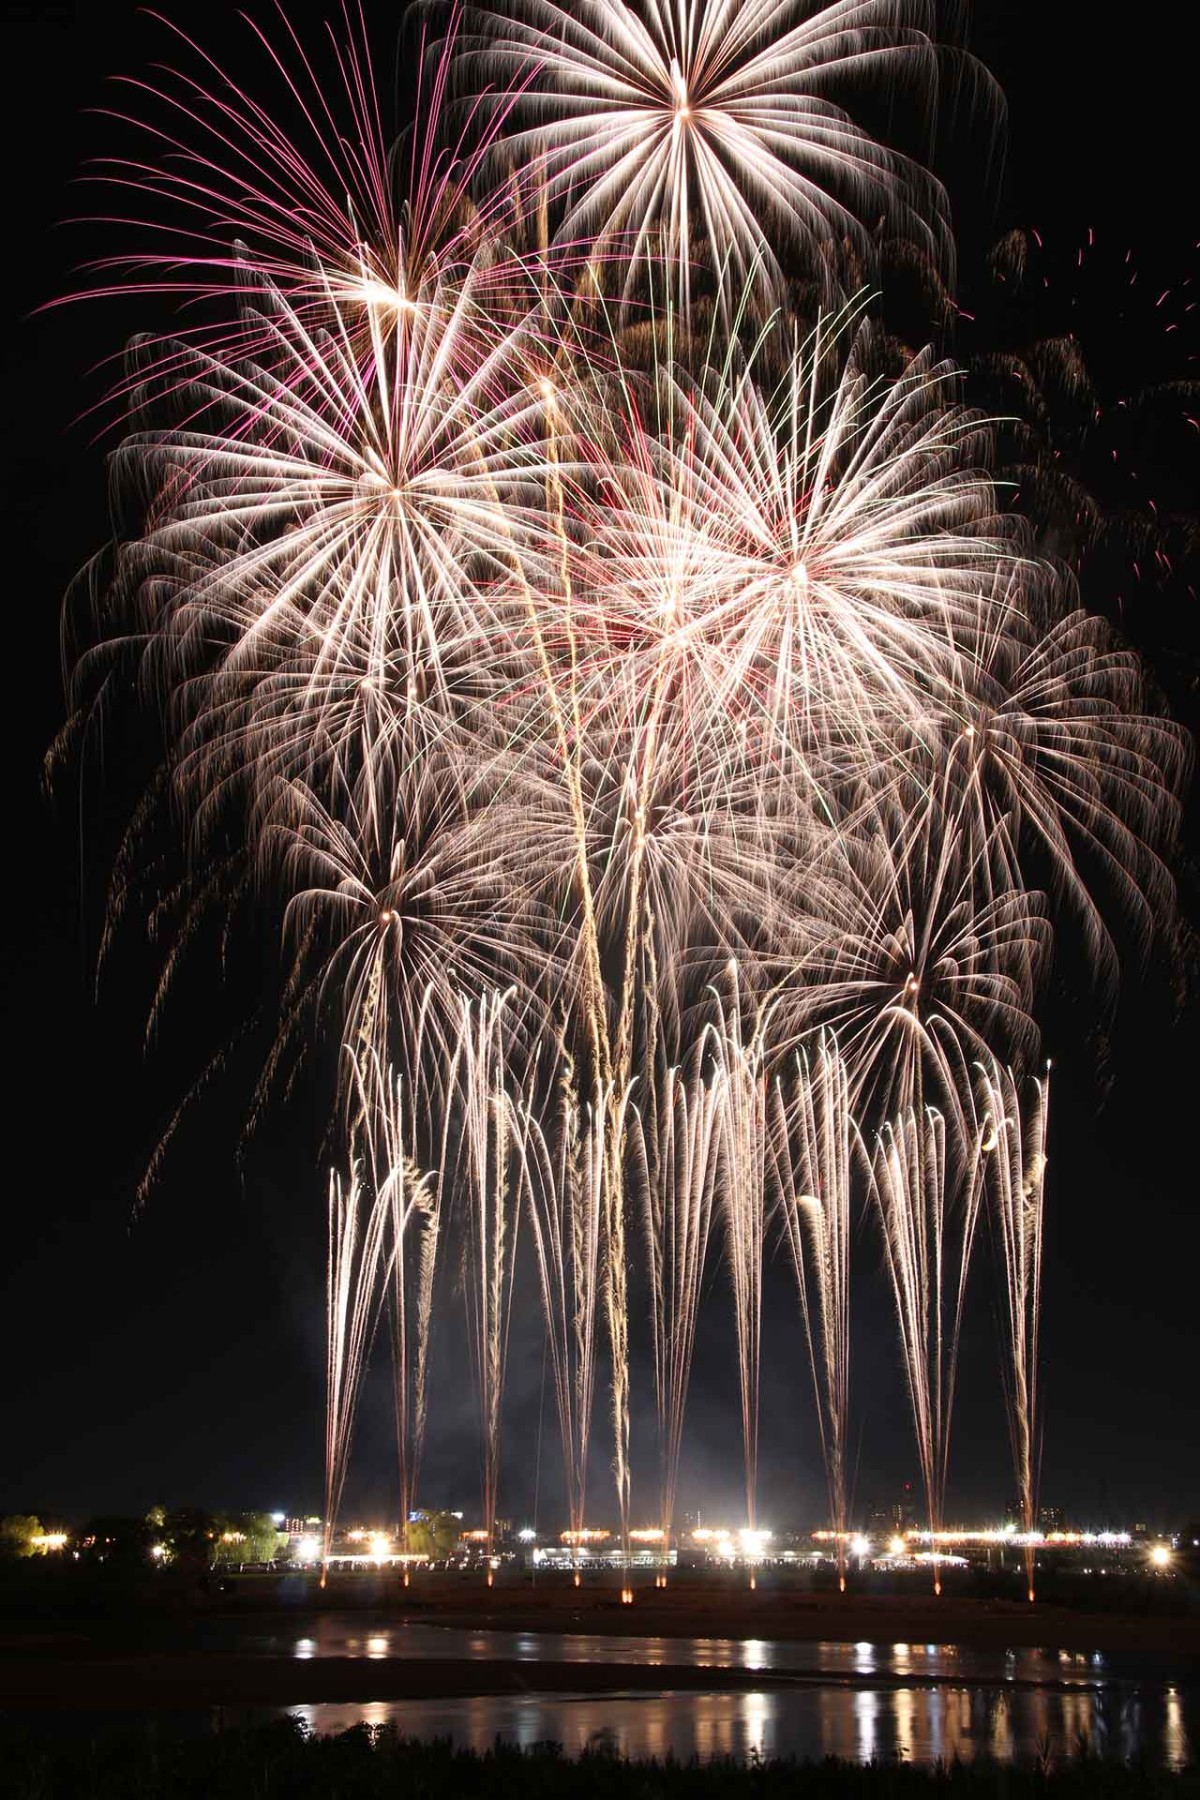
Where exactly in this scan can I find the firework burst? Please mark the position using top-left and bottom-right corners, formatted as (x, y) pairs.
(458, 0), (978, 308)
(60, 4), (1189, 1569)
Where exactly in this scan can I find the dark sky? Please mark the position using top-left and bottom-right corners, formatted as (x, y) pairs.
(1, 0), (1196, 1537)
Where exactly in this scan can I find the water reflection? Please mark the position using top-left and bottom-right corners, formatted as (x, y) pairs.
(287, 1680), (1198, 1771)
(988, 1691), (1013, 1761)
(1165, 1689), (1191, 1771)
(893, 1686), (915, 1759)
(743, 1692), (769, 1762)
(853, 1689), (878, 1762)
(265, 1618), (1121, 1692)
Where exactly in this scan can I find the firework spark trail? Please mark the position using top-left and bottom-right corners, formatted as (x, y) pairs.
(772, 1032), (854, 1589)
(324, 1164), (391, 1575)
(347, 1047), (443, 1561)
(791, 791), (1048, 1139)
(602, 1092), (635, 1578)
(515, 1054), (605, 1562)
(943, 612), (1188, 1003)
(978, 1057), (1049, 1603)
(632, 1057), (722, 1559)
(711, 975), (769, 1551)
(68, 8), (539, 400)
(868, 1102), (985, 1594)
(268, 761), (544, 1124)
(459, 0), (981, 309)
(451, 990), (521, 1582)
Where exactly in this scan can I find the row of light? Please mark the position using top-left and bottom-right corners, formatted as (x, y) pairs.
(203, 1531), (1180, 1572)
(812, 1528), (1173, 1569)
(255, 1521), (1179, 1571)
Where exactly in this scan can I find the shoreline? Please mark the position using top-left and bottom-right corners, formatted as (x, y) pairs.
(372, 1582), (1200, 1658)
(1, 1579), (1197, 1713)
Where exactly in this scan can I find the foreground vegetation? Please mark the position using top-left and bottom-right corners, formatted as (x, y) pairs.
(0, 1723), (1195, 1800)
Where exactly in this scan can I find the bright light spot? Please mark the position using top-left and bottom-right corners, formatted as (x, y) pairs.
(888, 1535), (906, 1558)
(349, 278), (417, 313)
(296, 1535), (321, 1564)
(369, 1533), (391, 1561)
(271, 1513), (286, 1527)
(150, 1543), (166, 1560)
(379, 908), (397, 926)
(518, 1528), (537, 1542)
(851, 1535), (871, 1560)
(739, 1527), (771, 1556)
(1151, 1544), (1172, 1569)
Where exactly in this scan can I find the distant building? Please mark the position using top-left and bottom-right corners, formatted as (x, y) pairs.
(866, 1481), (918, 1534)
(1005, 1501), (1067, 1532)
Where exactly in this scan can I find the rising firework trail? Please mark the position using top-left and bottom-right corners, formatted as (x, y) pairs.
(712, 976), (769, 1563)
(633, 1055), (722, 1573)
(347, 1048), (443, 1568)
(452, 990), (522, 1583)
(868, 1103), (984, 1594)
(515, 1055), (605, 1569)
(978, 1058), (1050, 1603)
(772, 1033), (854, 1590)
(323, 1165), (390, 1576)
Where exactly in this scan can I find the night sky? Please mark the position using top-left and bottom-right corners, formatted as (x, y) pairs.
(2, 1), (1197, 1536)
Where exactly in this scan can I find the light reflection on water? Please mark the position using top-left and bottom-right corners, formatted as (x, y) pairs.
(275, 1619), (1114, 1688)
(288, 1681), (1194, 1770)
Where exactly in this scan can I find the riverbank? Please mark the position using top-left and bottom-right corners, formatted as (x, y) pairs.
(361, 1576), (1200, 1659)
(2, 1573), (1199, 1710)
(0, 1721), (1196, 1798)
(2, 1582), (1198, 1714)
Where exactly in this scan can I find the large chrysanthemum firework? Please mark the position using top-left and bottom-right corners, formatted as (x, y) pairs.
(459, 0), (975, 304)
(789, 792), (1051, 1130)
(89, 253), (558, 809)
(943, 610), (1188, 994)
(592, 320), (1029, 822)
(267, 758), (552, 1111)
